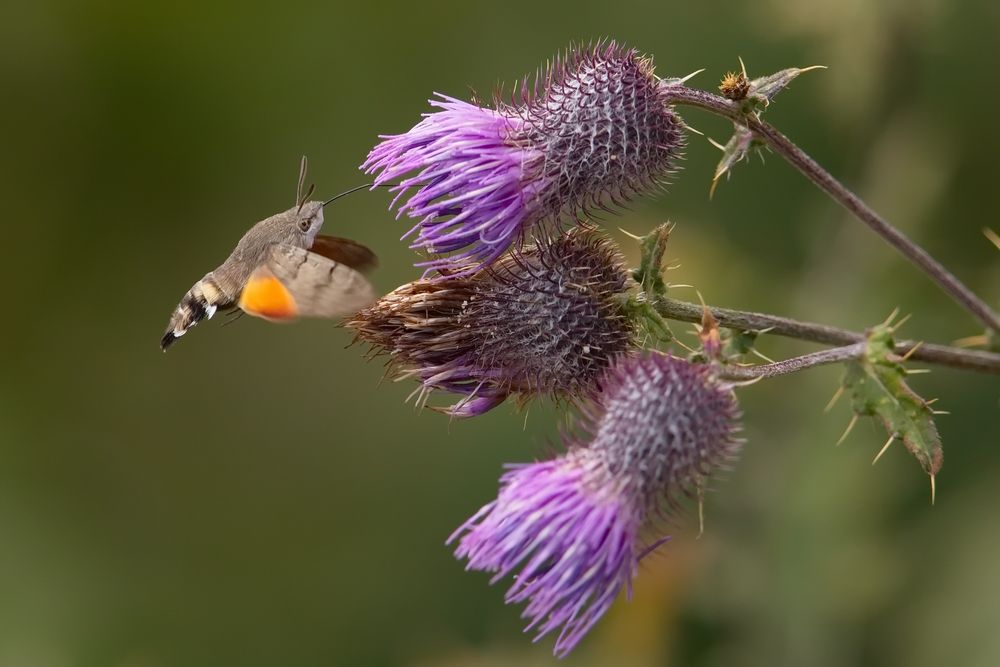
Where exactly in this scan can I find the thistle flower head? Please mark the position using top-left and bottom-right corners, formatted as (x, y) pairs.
(449, 452), (641, 658)
(582, 352), (743, 514)
(507, 42), (686, 218)
(363, 42), (685, 274)
(451, 352), (742, 656)
(347, 229), (636, 416)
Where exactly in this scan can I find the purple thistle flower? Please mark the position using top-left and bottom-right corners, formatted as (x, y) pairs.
(450, 352), (742, 656)
(346, 229), (637, 417)
(449, 452), (641, 658)
(363, 96), (549, 273)
(363, 42), (685, 274)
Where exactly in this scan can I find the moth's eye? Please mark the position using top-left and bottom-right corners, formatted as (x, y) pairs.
(298, 218), (311, 232)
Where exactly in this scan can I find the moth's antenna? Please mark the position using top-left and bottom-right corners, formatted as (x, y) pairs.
(322, 183), (402, 207)
(296, 155), (309, 209)
(297, 182), (316, 214)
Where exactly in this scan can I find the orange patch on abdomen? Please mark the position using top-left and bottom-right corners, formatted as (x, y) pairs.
(239, 271), (299, 321)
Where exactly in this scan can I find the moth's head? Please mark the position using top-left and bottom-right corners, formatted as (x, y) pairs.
(292, 200), (325, 243)
(291, 155), (325, 244)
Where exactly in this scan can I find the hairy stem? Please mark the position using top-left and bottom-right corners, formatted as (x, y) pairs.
(720, 343), (866, 380)
(653, 296), (1000, 374)
(660, 83), (1000, 335)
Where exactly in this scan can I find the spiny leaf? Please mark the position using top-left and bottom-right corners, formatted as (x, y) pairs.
(625, 223), (676, 344)
(709, 125), (757, 196)
(631, 223), (672, 297)
(622, 295), (673, 344)
(842, 323), (942, 477)
(722, 329), (759, 358)
(748, 65), (827, 108)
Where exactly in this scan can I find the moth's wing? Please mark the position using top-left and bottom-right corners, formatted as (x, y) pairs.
(309, 235), (378, 274)
(238, 244), (376, 321)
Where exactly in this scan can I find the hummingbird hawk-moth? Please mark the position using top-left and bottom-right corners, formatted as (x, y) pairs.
(161, 158), (378, 350)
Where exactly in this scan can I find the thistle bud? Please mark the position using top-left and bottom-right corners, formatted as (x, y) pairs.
(363, 42), (685, 273)
(450, 352), (742, 656)
(586, 351), (743, 512)
(347, 229), (636, 416)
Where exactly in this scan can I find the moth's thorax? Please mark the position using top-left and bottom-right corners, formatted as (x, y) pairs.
(211, 201), (327, 296)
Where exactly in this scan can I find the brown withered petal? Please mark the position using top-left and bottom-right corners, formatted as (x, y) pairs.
(347, 229), (638, 417)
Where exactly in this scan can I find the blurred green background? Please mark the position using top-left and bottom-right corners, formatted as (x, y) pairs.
(1, 1), (998, 665)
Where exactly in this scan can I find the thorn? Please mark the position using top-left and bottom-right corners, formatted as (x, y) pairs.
(880, 307), (901, 328)
(952, 334), (988, 348)
(932, 410), (950, 415)
(872, 434), (895, 465)
(673, 337), (696, 354)
(709, 176), (721, 200)
(738, 56), (748, 78)
(750, 347), (776, 364)
(707, 137), (727, 151)
(618, 227), (643, 241)
(906, 368), (931, 375)
(891, 313), (912, 333)
(984, 227), (1000, 251)
(899, 341), (924, 362)
(678, 68), (706, 84)
(930, 475), (936, 506)
(797, 65), (828, 74)
(697, 489), (705, 538)
(682, 121), (705, 137)
(824, 385), (845, 413)
(925, 397), (939, 405)
(731, 375), (766, 388)
(835, 414), (858, 446)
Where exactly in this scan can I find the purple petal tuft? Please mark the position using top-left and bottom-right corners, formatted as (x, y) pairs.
(362, 95), (549, 274)
(450, 455), (641, 657)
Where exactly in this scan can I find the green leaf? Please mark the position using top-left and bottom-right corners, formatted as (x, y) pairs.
(722, 328), (760, 359)
(620, 295), (674, 344)
(748, 65), (827, 109)
(710, 124), (757, 196)
(625, 223), (676, 344)
(842, 323), (943, 477)
(631, 223), (672, 297)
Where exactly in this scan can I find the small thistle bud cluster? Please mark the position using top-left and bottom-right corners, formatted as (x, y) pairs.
(451, 352), (742, 655)
(363, 42), (685, 273)
(347, 229), (637, 416)
(719, 70), (750, 100)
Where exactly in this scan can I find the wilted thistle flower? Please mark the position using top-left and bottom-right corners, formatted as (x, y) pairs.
(346, 229), (636, 417)
(450, 352), (742, 657)
(363, 42), (685, 273)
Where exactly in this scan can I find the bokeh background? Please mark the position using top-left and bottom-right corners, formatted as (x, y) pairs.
(2, 1), (999, 665)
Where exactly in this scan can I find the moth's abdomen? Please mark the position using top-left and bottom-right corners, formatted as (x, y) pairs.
(160, 274), (231, 351)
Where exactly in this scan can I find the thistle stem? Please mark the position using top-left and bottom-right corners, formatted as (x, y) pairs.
(720, 343), (866, 380)
(660, 83), (1000, 335)
(653, 296), (1000, 374)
